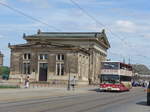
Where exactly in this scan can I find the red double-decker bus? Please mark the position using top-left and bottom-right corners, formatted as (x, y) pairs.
(99, 61), (133, 92)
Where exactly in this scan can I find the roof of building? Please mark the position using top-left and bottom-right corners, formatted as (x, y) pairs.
(27, 32), (103, 38)
(38, 32), (101, 38)
(23, 29), (110, 48)
(24, 29), (105, 38)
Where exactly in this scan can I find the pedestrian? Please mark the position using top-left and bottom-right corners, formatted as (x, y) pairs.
(145, 80), (149, 88)
(20, 75), (23, 83)
(24, 76), (30, 88)
(70, 76), (76, 90)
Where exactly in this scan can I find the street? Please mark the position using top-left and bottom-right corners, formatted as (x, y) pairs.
(0, 87), (149, 112)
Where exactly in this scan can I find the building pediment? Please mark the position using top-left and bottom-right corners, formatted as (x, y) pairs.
(98, 36), (110, 49)
(97, 30), (110, 49)
(9, 42), (77, 49)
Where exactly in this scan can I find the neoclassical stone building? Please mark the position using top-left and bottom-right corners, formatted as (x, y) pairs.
(9, 29), (110, 84)
(0, 51), (3, 66)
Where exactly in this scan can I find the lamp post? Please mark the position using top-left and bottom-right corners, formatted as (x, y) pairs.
(67, 70), (71, 91)
(67, 60), (71, 91)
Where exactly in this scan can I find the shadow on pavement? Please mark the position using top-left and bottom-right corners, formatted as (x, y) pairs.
(88, 88), (101, 92)
(136, 101), (149, 106)
(88, 88), (126, 93)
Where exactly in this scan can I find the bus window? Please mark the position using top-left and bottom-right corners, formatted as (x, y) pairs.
(101, 62), (119, 69)
(101, 74), (120, 84)
(120, 76), (132, 81)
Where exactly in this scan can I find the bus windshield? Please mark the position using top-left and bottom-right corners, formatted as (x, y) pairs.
(101, 74), (120, 84)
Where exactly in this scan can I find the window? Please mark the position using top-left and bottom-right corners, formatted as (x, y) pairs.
(39, 54), (48, 60)
(45, 54), (48, 59)
(101, 74), (120, 84)
(101, 62), (119, 69)
(56, 54), (64, 61)
(56, 63), (60, 75)
(24, 54), (27, 59)
(120, 76), (131, 81)
(23, 53), (31, 60)
(61, 64), (64, 75)
(56, 63), (64, 76)
(23, 63), (30, 74)
(56, 54), (65, 76)
(40, 54), (43, 60)
(62, 55), (64, 60)
(57, 54), (61, 60)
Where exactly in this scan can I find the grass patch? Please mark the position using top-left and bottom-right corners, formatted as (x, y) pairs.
(0, 85), (20, 89)
(31, 81), (50, 84)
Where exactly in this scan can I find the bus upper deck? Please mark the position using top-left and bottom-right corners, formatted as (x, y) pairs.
(101, 61), (133, 76)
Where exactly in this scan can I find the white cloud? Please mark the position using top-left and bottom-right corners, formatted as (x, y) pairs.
(115, 20), (137, 33)
(140, 33), (150, 38)
(145, 33), (150, 37)
(19, 0), (51, 8)
(0, 35), (3, 38)
(20, 0), (32, 2)
(68, 0), (114, 6)
(0, 22), (43, 31)
(0, 34), (7, 39)
(0, 0), (7, 3)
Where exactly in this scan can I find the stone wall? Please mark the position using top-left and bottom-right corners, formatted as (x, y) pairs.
(9, 46), (90, 84)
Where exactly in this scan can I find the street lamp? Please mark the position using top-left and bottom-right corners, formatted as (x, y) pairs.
(67, 72), (71, 91)
(67, 60), (71, 91)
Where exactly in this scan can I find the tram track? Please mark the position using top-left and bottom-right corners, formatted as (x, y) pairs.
(0, 88), (145, 112)
(40, 90), (145, 112)
(75, 92), (145, 112)
(0, 92), (118, 110)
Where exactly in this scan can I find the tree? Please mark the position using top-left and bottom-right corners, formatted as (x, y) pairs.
(0, 66), (10, 80)
(0, 66), (10, 75)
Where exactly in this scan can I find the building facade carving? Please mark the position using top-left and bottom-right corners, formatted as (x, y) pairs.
(9, 30), (110, 84)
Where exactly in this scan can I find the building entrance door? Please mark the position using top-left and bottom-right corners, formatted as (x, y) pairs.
(39, 63), (48, 81)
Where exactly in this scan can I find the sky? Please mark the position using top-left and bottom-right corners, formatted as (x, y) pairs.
(0, 0), (150, 67)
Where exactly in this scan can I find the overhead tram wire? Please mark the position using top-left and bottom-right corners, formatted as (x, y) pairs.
(0, 1), (149, 62)
(69, 0), (150, 60)
(108, 51), (150, 67)
(0, 2), (61, 31)
(69, 0), (130, 47)
(0, 2), (92, 51)
(68, 1), (129, 46)
(0, 2), (90, 52)
(69, 0), (137, 61)
(69, 0), (147, 52)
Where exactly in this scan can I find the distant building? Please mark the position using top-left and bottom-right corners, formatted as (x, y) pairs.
(9, 29), (110, 85)
(0, 51), (3, 66)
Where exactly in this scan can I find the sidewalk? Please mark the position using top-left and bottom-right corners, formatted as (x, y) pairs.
(0, 86), (98, 103)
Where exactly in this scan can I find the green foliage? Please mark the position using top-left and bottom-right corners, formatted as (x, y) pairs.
(0, 66), (10, 80)
(31, 81), (50, 84)
(0, 85), (19, 88)
(132, 64), (150, 75)
(0, 66), (10, 75)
